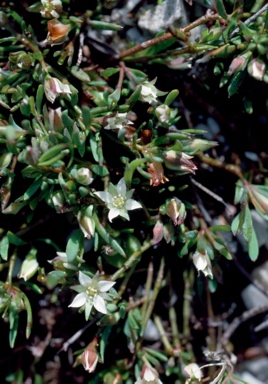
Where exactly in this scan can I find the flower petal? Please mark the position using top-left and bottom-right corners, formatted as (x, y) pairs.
(126, 189), (134, 199)
(119, 210), (130, 221)
(117, 178), (126, 196)
(95, 191), (112, 204)
(85, 301), (93, 320)
(71, 285), (86, 293)
(78, 271), (92, 287)
(98, 280), (115, 292)
(125, 199), (142, 210)
(108, 208), (121, 222)
(94, 295), (107, 314)
(69, 292), (87, 308)
(108, 183), (118, 196)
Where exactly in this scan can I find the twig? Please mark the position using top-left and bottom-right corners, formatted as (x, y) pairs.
(117, 13), (221, 60)
(221, 304), (268, 346)
(229, 3), (268, 38)
(191, 177), (230, 209)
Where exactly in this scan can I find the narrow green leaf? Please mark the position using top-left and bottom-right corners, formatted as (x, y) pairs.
(100, 68), (120, 77)
(91, 164), (109, 176)
(23, 177), (42, 200)
(66, 229), (84, 262)
(70, 66), (90, 82)
(241, 203), (253, 243)
(36, 84), (44, 114)
(9, 308), (19, 348)
(228, 70), (246, 97)
(247, 226), (259, 261)
(7, 231), (26, 246)
(216, 0), (228, 19)
(99, 326), (112, 362)
(209, 225), (231, 232)
(0, 236), (9, 260)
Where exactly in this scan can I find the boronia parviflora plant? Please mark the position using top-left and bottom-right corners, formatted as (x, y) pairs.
(0, 0), (268, 382)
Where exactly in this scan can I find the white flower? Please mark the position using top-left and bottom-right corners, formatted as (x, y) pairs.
(104, 112), (133, 131)
(192, 251), (213, 279)
(140, 79), (158, 104)
(18, 250), (39, 281)
(41, 0), (62, 18)
(155, 104), (170, 123)
(184, 363), (202, 382)
(69, 271), (115, 319)
(95, 178), (142, 222)
(44, 76), (71, 104)
(135, 365), (163, 384)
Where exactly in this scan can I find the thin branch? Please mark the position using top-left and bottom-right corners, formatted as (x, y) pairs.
(230, 3), (268, 38)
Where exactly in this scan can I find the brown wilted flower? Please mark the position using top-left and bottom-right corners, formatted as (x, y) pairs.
(166, 198), (186, 226)
(163, 150), (197, 174)
(47, 19), (71, 44)
(147, 160), (169, 187)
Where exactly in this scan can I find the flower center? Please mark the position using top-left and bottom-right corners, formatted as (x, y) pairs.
(86, 286), (97, 297)
(112, 194), (126, 208)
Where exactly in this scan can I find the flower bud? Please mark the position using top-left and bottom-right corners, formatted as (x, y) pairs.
(248, 58), (266, 81)
(153, 220), (164, 244)
(166, 198), (186, 225)
(184, 363), (202, 382)
(44, 76), (72, 104)
(228, 51), (252, 76)
(41, 0), (62, 18)
(74, 337), (99, 373)
(44, 106), (63, 132)
(182, 139), (218, 154)
(139, 79), (158, 104)
(70, 167), (93, 186)
(192, 251), (213, 279)
(163, 151), (197, 174)
(135, 365), (163, 384)
(77, 210), (95, 239)
(51, 190), (65, 212)
(155, 104), (170, 123)
(18, 249), (39, 281)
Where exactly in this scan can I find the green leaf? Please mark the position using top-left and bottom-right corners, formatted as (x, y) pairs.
(89, 20), (122, 31)
(91, 164), (109, 176)
(228, 70), (246, 97)
(7, 231), (26, 246)
(36, 84), (44, 114)
(164, 89), (179, 106)
(66, 229), (84, 262)
(2, 201), (28, 214)
(241, 203), (253, 243)
(231, 212), (240, 235)
(0, 236), (9, 260)
(209, 225), (231, 232)
(70, 66), (90, 82)
(46, 270), (67, 289)
(213, 241), (233, 259)
(247, 226), (259, 261)
(100, 68), (120, 77)
(216, 0), (228, 19)
(99, 326), (112, 362)
(9, 308), (19, 348)
(23, 177), (42, 200)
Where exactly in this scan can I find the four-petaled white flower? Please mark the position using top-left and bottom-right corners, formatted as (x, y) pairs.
(104, 112), (133, 131)
(95, 178), (142, 222)
(69, 271), (115, 319)
(140, 79), (158, 104)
